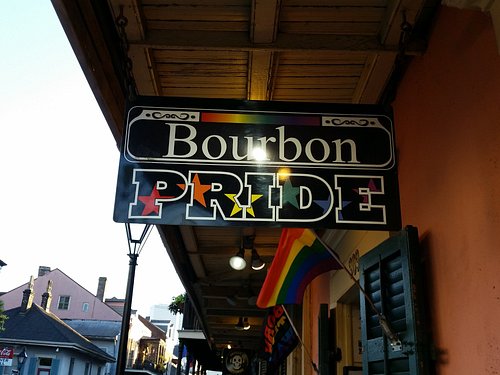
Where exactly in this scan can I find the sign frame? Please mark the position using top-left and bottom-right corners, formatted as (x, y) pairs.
(0, 347), (14, 366)
(114, 96), (401, 230)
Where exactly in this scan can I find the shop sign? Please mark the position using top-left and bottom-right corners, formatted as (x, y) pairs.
(224, 350), (250, 375)
(262, 305), (298, 372)
(0, 347), (14, 366)
(114, 97), (401, 230)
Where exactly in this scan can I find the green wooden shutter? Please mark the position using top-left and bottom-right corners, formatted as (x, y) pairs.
(51, 358), (60, 374)
(25, 357), (37, 375)
(359, 226), (429, 375)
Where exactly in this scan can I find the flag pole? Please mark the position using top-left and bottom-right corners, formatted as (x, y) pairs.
(282, 305), (319, 374)
(314, 232), (401, 348)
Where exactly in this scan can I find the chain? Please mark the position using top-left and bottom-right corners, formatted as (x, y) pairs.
(398, 10), (413, 55)
(116, 5), (137, 102)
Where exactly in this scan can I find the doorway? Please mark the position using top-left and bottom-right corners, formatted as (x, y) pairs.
(335, 285), (362, 374)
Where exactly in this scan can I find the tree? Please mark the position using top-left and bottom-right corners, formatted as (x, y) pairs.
(0, 300), (7, 332)
(168, 293), (186, 315)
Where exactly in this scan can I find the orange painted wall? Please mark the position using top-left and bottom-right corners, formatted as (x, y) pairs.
(393, 6), (500, 374)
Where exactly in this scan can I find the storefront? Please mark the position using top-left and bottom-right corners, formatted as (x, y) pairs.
(51, 2), (500, 374)
(293, 6), (500, 375)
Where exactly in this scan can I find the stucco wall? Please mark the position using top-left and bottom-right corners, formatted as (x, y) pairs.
(393, 6), (500, 374)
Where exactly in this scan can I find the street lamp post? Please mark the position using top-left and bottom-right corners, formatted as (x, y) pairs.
(115, 223), (152, 375)
(17, 347), (27, 373)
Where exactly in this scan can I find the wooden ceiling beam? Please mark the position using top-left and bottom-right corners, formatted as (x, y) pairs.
(250, 0), (281, 43)
(247, 0), (282, 100)
(354, 0), (427, 104)
(180, 226), (207, 278)
(352, 52), (398, 104)
(379, 0), (428, 45)
(198, 272), (266, 286)
(213, 339), (261, 349)
(110, 0), (159, 95)
(207, 304), (261, 312)
(204, 303), (260, 313)
(130, 30), (404, 53)
(201, 295), (260, 306)
(205, 308), (267, 317)
(208, 317), (262, 326)
(108, 0), (160, 96)
(247, 51), (274, 100)
(207, 329), (262, 339)
(200, 285), (262, 296)
(189, 245), (276, 256)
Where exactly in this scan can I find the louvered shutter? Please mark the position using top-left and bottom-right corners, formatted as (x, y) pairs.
(51, 358), (60, 374)
(359, 226), (429, 375)
(25, 357), (37, 375)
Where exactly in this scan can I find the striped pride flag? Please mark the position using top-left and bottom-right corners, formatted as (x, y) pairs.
(256, 228), (342, 308)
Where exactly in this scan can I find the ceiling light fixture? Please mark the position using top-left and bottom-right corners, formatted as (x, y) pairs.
(251, 248), (265, 270)
(235, 316), (251, 331)
(247, 295), (257, 306)
(229, 248), (246, 270)
(230, 235), (265, 271)
(235, 316), (246, 330)
(226, 295), (237, 306)
(243, 317), (251, 330)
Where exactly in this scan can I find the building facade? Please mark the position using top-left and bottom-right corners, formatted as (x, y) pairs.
(0, 268), (171, 375)
(0, 284), (114, 375)
(298, 6), (500, 375)
(48, 2), (500, 374)
(1, 268), (121, 321)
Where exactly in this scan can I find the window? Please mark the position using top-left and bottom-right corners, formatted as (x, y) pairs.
(57, 296), (71, 310)
(84, 363), (90, 375)
(82, 302), (89, 312)
(37, 357), (57, 375)
(68, 358), (75, 375)
(39, 358), (52, 366)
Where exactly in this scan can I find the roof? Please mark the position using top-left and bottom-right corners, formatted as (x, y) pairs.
(64, 319), (121, 340)
(138, 315), (167, 339)
(0, 304), (115, 362)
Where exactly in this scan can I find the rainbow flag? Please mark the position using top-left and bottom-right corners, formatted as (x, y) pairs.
(257, 228), (343, 308)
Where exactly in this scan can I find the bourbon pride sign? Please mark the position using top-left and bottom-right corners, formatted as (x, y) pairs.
(113, 97), (401, 230)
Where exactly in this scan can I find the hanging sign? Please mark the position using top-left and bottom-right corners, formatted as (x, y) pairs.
(113, 96), (401, 230)
(261, 305), (299, 374)
(0, 347), (14, 366)
(224, 350), (250, 375)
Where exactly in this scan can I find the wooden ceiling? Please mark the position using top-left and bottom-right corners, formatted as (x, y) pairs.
(172, 226), (282, 350)
(52, 0), (439, 359)
(118, 0), (432, 104)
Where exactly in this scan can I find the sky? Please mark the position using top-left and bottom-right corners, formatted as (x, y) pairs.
(0, 2), (185, 316)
